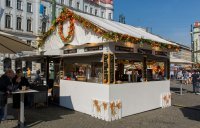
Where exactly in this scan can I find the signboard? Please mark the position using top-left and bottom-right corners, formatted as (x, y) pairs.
(84, 45), (103, 52)
(63, 49), (77, 54)
(115, 46), (134, 52)
(155, 51), (167, 56)
(138, 48), (152, 54)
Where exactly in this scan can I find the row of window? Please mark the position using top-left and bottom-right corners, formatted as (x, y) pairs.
(6, 0), (32, 13)
(5, 15), (47, 33)
(60, 0), (112, 19)
(84, 5), (112, 19)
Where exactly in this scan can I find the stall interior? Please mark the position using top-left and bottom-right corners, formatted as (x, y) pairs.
(115, 59), (166, 83)
(62, 54), (168, 84)
(115, 60), (143, 83)
(147, 61), (165, 81)
(63, 62), (103, 83)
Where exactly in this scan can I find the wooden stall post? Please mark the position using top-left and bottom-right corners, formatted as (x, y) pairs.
(166, 58), (170, 80)
(103, 53), (109, 84)
(109, 53), (115, 84)
(143, 56), (147, 82)
(59, 58), (64, 81)
(45, 57), (50, 86)
(103, 53), (115, 84)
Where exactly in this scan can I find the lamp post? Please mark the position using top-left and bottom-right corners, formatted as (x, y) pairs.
(190, 24), (194, 63)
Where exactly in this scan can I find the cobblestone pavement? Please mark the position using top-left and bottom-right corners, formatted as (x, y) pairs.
(0, 81), (200, 128)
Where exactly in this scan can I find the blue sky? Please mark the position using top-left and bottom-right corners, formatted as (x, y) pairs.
(114, 0), (200, 47)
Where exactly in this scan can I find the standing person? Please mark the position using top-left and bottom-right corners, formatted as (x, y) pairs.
(12, 69), (30, 123)
(191, 71), (199, 93)
(34, 70), (41, 84)
(183, 71), (189, 85)
(177, 70), (183, 80)
(188, 71), (192, 84)
(22, 67), (27, 78)
(27, 67), (31, 82)
(0, 69), (14, 121)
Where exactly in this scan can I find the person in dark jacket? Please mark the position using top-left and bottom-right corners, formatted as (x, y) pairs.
(191, 70), (199, 93)
(12, 69), (30, 109)
(0, 69), (14, 121)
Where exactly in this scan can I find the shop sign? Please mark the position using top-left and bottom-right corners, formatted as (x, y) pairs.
(155, 51), (168, 56)
(84, 45), (103, 52)
(63, 49), (77, 54)
(115, 46), (134, 52)
(138, 48), (152, 54)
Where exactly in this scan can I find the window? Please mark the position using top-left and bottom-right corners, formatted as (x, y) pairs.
(61, 0), (64, 4)
(95, 9), (98, 16)
(76, 2), (80, 10)
(17, 0), (22, 10)
(101, 11), (104, 18)
(41, 22), (46, 33)
(16, 17), (22, 30)
(90, 7), (93, 14)
(27, 40), (31, 46)
(69, 0), (72, 7)
(5, 15), (11, 28)
(27, 2), (32, 12)
(27, 19), (32, 32)
(84, 5), (88, 12)
(6, 0), (11, 7)
(108, 13), (112, 20)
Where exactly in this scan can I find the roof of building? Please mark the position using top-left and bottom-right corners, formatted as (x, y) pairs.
(41, 8), (179, 50)
(74, 11), (177, 46)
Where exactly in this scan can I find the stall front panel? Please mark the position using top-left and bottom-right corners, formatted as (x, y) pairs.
(109, 80), (170, 117)
(60, 80), (109, 115)
(60, 80), (171, 121)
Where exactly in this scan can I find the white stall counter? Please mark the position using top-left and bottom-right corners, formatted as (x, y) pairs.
(59, 80), (171, 121)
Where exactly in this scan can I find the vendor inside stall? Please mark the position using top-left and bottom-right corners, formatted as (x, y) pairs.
(115, 60), (143, 83)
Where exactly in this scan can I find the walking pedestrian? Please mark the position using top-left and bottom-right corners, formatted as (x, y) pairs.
(191, 70), (199, 93)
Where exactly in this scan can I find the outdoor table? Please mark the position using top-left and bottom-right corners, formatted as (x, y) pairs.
(12, 89), (38, 128)
(177, 79), (184, 95)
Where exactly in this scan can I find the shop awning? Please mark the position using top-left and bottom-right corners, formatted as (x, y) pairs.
(41, 8), (179, 54)
(0, 31), (36, 54)
(170, 57), (194, 64)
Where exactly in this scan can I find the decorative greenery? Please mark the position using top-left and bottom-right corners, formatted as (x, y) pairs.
(39, 8), (180, 52)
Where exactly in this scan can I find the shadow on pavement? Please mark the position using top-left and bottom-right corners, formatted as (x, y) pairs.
(8, 96), (75, 128)
(180, 106), (200, 121)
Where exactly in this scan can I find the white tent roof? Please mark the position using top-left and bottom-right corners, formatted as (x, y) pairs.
(43, 9), (178, 53)
(170, 57), (194, 64)
(74, 11), (177, 46)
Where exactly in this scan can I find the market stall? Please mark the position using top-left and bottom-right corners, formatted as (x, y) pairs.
(40, 8), (179, 121)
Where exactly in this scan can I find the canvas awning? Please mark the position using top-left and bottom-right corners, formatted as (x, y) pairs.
(170, 57), (194, 64)
(0, 31), (36, 54)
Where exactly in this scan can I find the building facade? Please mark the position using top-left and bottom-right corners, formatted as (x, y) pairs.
(0, 0), (113, 46)
(0, 0), (113, 74)
(191, 22), (200, 63)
